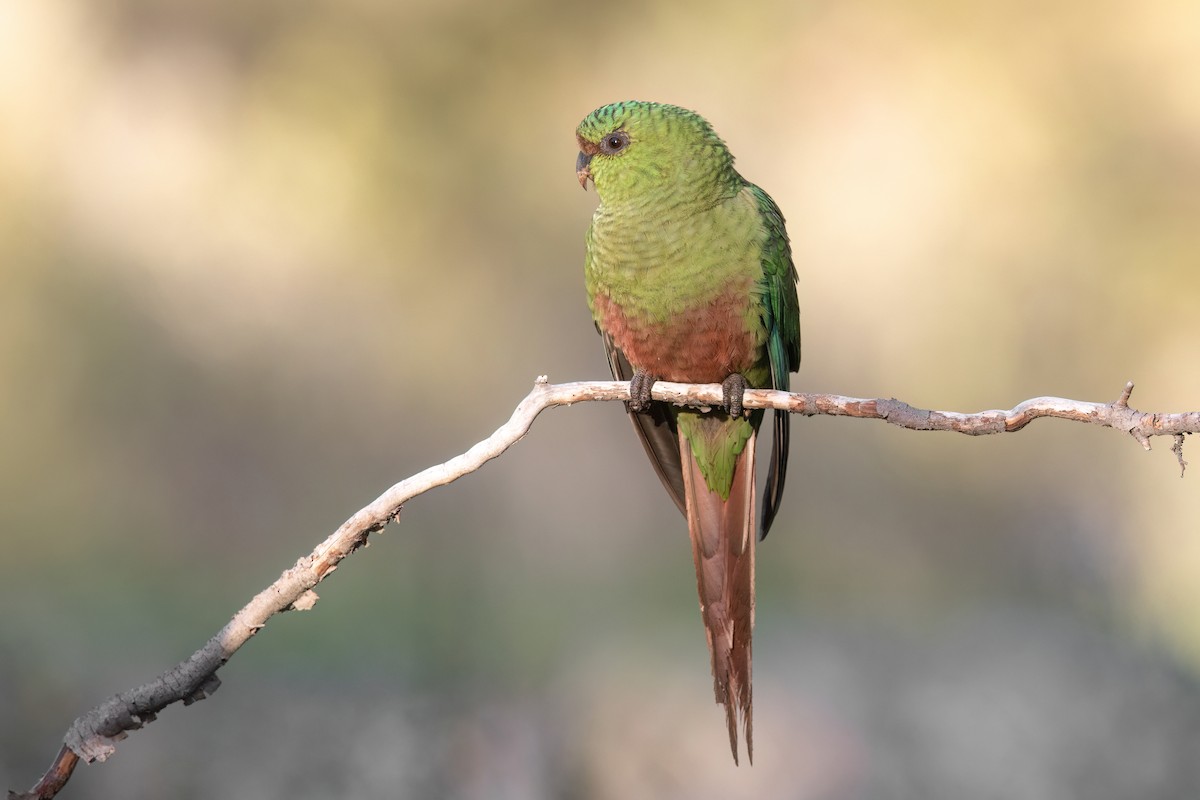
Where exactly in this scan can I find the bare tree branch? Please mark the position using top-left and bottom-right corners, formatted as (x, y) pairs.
(11, 378), (1198, 799)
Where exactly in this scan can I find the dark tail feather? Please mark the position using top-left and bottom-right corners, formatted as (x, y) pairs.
(680, 430), (757, 765)
(760, 408), (790, 539)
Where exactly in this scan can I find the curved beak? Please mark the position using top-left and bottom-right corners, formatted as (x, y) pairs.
(576, 151), (593, 190)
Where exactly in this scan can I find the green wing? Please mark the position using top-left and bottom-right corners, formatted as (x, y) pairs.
(750, 184), (800, 539)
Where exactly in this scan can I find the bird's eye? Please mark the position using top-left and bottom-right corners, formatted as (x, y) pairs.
(599, 132), (630, 154)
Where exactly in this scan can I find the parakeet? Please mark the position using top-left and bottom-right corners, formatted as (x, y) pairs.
(576, 101), (800, 764)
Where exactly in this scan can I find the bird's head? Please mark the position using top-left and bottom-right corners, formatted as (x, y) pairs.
(575, 101), (736, 206)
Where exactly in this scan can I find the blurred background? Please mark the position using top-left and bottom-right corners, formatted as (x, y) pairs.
(2, 1), (1199, 797)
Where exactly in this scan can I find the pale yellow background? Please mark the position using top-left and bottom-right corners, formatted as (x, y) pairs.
(2, 1), (1198, 797)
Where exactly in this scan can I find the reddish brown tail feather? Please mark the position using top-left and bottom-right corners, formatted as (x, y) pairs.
(680, 430), (756, 765)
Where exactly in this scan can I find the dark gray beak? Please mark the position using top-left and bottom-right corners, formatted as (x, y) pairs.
(576, 151), (593, 189)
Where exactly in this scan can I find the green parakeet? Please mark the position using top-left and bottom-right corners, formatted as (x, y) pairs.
(576, 101), (800, 764)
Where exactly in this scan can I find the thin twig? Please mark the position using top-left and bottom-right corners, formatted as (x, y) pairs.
(1172, 433), (1190, 477)
(11, 377), (1199, 799)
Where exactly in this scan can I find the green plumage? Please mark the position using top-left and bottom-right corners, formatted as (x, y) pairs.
(576, 100), (800, 763)
(579, 101), (799, 506)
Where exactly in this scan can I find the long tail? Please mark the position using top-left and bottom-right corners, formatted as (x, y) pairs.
(680, 429), (756, 765)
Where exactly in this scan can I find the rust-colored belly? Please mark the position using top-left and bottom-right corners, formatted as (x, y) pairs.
(593, 287), (761, 384)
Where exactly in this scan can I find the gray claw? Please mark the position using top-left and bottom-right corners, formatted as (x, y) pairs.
(629, 371), (658, 413)
(722, 373), (748, 417)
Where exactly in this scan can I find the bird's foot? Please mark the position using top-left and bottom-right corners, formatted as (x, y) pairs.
(628, 371), (658, 413)
(722, 373), (748, 417)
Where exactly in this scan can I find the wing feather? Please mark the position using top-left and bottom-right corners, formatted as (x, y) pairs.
(600, 330), (686, 516)
(748, 185), (800, 539)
